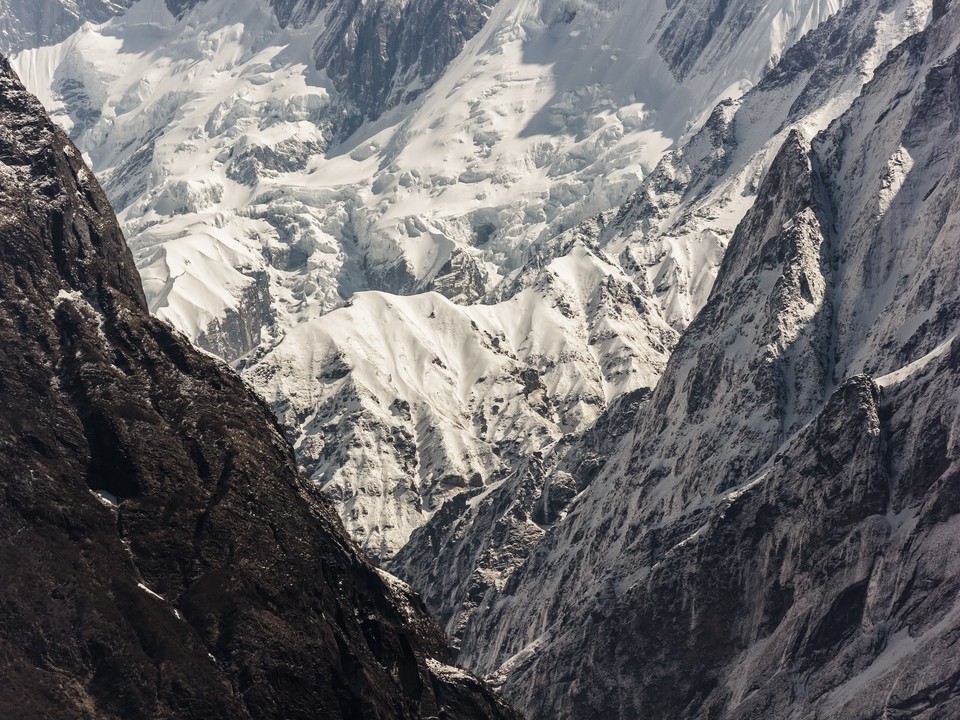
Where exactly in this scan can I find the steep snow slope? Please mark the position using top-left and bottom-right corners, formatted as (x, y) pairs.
(348, 0), (847, 293)
(0, 0), (132, 54)
(457, 6), (960, 718)
(163, 0), (498, 124)
(240, 230), (676, 558)
(13, 0), (845, 360)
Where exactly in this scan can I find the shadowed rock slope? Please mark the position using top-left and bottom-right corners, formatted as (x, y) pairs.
(0, 57), (519, 720)
(461, 6), (960, 718)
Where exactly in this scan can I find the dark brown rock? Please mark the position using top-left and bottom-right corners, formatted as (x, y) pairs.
(0, 57), (520, 720)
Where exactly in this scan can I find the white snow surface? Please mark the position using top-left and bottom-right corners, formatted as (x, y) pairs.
(13, 0), (846, 350)
(11, 0), (850, 556)
(242, 236), (676, 557)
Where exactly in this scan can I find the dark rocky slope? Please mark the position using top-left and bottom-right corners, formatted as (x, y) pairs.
(0, 57), (519, 720)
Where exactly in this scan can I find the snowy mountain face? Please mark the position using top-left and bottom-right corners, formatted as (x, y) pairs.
(386, 0), (930, 642)
(239, 224), (677, 559)
(12, 0), (846, 358)
(594, 0), (930, 330)
(453, 5), (960, 718)
(13, 0), (500, 359)
(10, 0), (853, 559)
(165, 0), (499, 123)
(0, 0), (132, 54)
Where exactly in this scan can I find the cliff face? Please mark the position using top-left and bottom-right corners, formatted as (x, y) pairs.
(459, 7), (960, 719)
(0, 57), (518, 720)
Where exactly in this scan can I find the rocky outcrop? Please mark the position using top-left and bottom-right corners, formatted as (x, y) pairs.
(311, 0), (498, 122)
(0, 58), (519, 720)
(193, 267), (272, 360)
(489, 358), (960, 720)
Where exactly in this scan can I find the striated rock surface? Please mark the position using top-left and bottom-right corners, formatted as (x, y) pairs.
(389, 386), (651, 647)
(600, 0), (930, 333)
(458, 7), (960, 718)
(0, 57), (519, 720)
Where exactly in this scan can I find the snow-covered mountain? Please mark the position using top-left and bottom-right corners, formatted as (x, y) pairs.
(386, 0), (930, 642)
(0, 56), (520, 720)
(8, 0), (921, 613)
(0, 0), (132, 54)
(13, 0), (846, 351)
(11, 2), (960, 719)
(453, 3), (960, 717)
(10, 0), (853, 558)
(13, 0), (501, 360)
(240, 225), (676, 558)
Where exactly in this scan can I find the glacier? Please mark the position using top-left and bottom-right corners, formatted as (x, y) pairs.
(13, 0), (851, 557)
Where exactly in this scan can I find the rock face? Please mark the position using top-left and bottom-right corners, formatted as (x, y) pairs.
(0, 58), (518, 720)
(600, 0), (930, 333)
(456, 7), (960, 718)
(389, 386), (651, 648)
